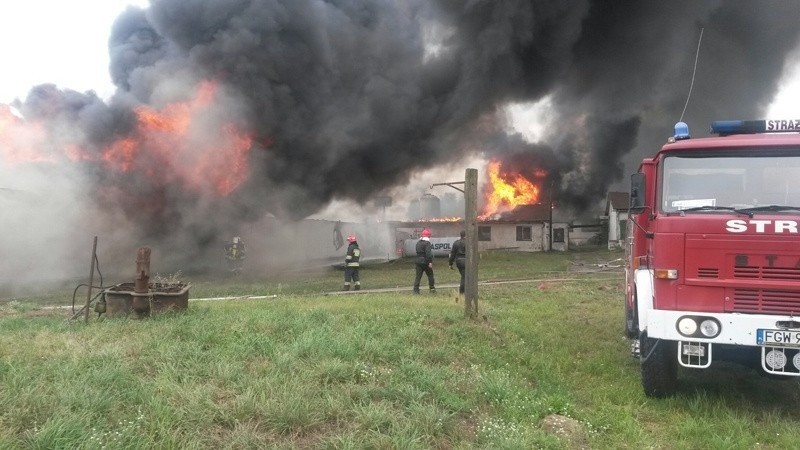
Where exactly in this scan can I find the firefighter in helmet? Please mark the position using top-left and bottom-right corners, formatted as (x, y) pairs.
(449, 230), (467, 294)
(413, 228), (435, 294)
(343, 234), (361, 291)
(225, 236), (247, 274)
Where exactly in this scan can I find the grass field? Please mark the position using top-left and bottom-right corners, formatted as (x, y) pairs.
(2, 248), (800, 449)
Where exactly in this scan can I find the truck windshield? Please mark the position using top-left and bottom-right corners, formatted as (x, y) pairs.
(660, 153), (800, 214)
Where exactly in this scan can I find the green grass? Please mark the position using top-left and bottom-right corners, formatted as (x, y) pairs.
(2, 248), (799, 448)
(186, 249), (591, 299)
(1, 248), (606, 307)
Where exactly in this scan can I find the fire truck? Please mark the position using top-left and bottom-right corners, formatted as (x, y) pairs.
(625, 119), (800, 397)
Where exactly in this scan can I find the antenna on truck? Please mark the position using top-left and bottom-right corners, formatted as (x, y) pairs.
(679, 27), (704, 123)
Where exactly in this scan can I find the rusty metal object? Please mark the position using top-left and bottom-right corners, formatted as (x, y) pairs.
(134, 247), (151, 294)
(131, 293), (150, 315)
(101, 246), (190, 318)
(105, 282), (190, 318)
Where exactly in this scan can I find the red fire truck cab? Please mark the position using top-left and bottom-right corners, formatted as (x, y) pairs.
(626, 119), (800, 397)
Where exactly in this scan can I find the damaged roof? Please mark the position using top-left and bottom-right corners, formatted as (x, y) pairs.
(606, 192), (630, 213)
(493, 203), (551, 223)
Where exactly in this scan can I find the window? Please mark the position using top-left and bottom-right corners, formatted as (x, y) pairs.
(660, 153), (800, 213)
(478, 226), (492, 241)
(516, 226), (532, 241)
(553, 228), (565, 243)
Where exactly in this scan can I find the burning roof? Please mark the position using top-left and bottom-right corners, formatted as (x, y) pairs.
(2, 1), (800, 273)
(492, 204), (551, 223)
(480, 156), (547, 219)
(471, 203), (553, 224)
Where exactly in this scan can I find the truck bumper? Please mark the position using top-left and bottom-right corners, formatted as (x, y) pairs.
(645, 309), (800, 375)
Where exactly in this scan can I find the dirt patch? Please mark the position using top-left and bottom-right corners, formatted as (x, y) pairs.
(541, 414), (590, 449)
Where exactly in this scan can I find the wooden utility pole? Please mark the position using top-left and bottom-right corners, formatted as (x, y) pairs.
(464, 168), (478, 319)
(548, 180), (555, 251)
(83, 236), (98, 323)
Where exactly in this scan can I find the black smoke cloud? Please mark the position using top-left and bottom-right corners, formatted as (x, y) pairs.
(6, 0), (800, 238)
(464, 1), (800, 209)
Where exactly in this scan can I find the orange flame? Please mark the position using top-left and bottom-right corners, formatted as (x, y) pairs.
(417, 216), (462, 223)
(0, 105), (52, 163)
(102, 81), (253, 196)
(480, 159), (546, 219)
(1, 82), (254, 197)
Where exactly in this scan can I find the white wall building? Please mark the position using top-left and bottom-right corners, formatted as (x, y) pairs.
(606, 191), (630, 250)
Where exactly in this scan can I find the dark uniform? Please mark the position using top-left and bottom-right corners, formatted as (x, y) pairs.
(413, 231), (435, 293)
(343, 237), (361, 291)
(224, 237), (246, 273)
(449, 231), (467, 294)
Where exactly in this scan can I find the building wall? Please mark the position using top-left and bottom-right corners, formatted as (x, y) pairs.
(569, 223), (602, 247)
(551, 223), (570, 252)
(607, 208), (626, 249)
(396, 221), (589, 254)
(476, 223), (545, 252)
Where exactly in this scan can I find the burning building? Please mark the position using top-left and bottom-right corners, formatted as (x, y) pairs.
(2, 1), (800, 285)
(395, 202), (569, 256)
(394, 154), (595, 255)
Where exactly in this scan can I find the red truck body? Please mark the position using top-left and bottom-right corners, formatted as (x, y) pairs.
(626, 120), (800, 396)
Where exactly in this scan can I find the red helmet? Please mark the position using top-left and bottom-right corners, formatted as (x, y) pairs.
(347, 234), (357, 243)
(421, 228), (432, 238)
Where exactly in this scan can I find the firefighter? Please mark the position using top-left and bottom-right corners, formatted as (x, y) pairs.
(225, 236), (246, 274)
(343, 234), (361, 291)
(449, 230), (467, 294)
(413, 228), (436, 294)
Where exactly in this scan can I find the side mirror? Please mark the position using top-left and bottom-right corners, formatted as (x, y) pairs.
(629, 173), (646, 214)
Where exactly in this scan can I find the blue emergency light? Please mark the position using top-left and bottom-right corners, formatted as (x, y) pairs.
(710, 119), (800, 135)
(673, 122), (690, 140)
(710, 120), (766, 135)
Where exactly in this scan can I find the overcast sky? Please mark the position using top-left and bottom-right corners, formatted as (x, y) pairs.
(0, 0), (148, 104)
(1, 1), (798, 117)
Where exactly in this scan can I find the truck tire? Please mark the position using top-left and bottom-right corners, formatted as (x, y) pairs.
(624, 291), (639, 338)
(639, 331), (678, 398)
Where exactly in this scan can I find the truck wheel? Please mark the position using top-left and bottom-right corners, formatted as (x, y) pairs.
(624, 291), (639, 338)
(639, 331), (678, 398)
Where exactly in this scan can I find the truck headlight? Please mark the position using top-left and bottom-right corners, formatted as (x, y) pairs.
(699, 319), (720, 338)
(678, 317), (698, 335)
(676, 316), (721, 338)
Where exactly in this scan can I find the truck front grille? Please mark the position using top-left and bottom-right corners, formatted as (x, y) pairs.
(734, 266), (800, 281)
(697, 267), (719, 278)
(733, 288), (800, 314)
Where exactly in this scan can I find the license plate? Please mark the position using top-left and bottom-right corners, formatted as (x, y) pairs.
(757, 329), (800, 347)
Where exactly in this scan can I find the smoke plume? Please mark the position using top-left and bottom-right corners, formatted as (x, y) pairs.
(2, 0), (800, 280)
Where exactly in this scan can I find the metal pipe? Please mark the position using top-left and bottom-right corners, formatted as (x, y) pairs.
(430, 181), (465, 193)
(135, 247), (151, 294)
